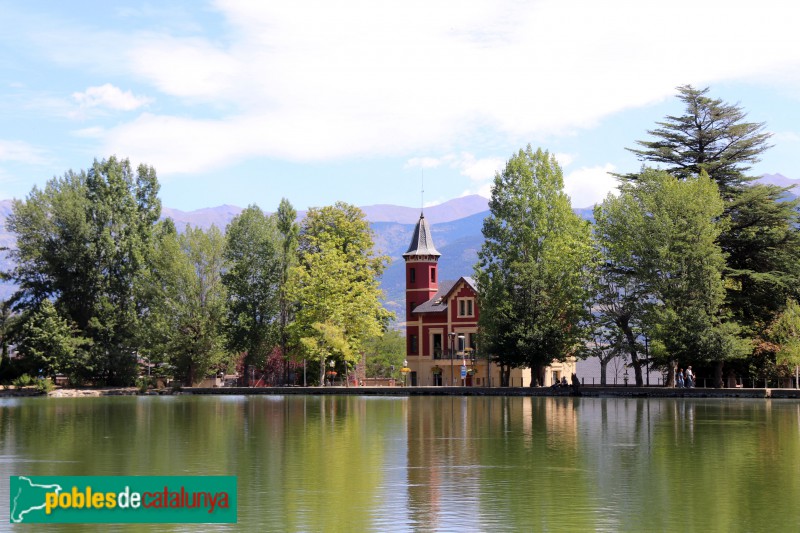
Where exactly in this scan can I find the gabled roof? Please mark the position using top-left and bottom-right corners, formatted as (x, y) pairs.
(413, 276), (478, 314)
(403, 213), (441, 258)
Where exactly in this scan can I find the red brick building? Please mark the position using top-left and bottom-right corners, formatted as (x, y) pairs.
(404, 213), (572, 386)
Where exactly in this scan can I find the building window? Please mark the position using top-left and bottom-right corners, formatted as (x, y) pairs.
(410, 335), (418, 354)
(432, 333), (442, 359)
(458, 298), (474, 317)
(431, 267), (436, 283)
(410, 268), (416, 283)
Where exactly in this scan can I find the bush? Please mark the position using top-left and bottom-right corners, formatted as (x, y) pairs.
(135, 377), (155, 393)
(35, 377), (55, 394)
(12, 374), (34, 388)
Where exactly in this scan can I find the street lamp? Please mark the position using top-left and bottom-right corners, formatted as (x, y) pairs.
(448, 332), (456, 386)
(458, 334), (465, 386)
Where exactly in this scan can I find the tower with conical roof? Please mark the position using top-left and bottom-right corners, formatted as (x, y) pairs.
(403, 213), (440, 358)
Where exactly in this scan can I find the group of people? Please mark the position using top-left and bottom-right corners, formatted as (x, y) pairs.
(676, 366), (694, 388)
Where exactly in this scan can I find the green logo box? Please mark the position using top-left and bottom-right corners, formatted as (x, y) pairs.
(10, 476), (237, 524)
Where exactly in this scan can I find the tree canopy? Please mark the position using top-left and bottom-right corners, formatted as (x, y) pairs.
(288, 202), (392, 385)
(7, 156), (160, 385)
(624, 85), (772, 196)
(476, 146), (595, 386)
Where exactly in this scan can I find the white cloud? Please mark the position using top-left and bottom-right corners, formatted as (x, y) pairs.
(72, 84), (151, 111)
(773, 131), (800, 143)
(405, 157), (442, 169)
(72, 127), (105, 138)
(563, 164), (619, 208)
(20, 0), (800, 175)
(554, 153), (575, 168)
(0, 140), (47, 165)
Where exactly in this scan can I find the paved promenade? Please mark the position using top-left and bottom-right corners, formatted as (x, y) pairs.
(183, 385), (800, 399)
(4, 385), (800, 399)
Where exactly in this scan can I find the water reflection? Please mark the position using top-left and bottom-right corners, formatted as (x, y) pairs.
(1, 396), (799, 531)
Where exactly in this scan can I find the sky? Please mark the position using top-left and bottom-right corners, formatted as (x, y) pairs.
(2, 0), (800, 212)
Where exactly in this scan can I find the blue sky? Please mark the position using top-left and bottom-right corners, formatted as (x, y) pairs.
(1, 0), (799, 211)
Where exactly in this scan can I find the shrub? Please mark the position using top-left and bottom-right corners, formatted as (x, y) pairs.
(35, 377), (55, 394)
(12, 374), (34, 388)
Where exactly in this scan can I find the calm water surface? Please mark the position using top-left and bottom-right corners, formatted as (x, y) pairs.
(1, 395), (799, 532)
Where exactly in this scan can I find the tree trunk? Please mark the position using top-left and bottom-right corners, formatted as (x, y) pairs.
(531, 365), (545, 387)
(666, 361), (676, 388)
(714, 361), (724, 388)
(619, 319), (644, 386)
(600, 360), (607, 385)
(500, 365), (510, 387)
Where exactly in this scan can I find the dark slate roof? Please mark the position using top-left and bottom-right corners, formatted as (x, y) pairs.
(413, 279), (457, 313)
(402, 213), (441, 258)
(413, 276), (478, 314)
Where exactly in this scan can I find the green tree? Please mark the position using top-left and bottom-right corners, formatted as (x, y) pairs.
(624, 85), (772, 196)
(223, 205), (282, 384)
(7, 156), (160, 385)
(768, 299), (800, 384)
(139, 222), (230, 385)
(15, 300), (89, 381)
(288, 202), (392, 386)
(722, 185), (800, 335)
(363, 329), (406, 379)
(276, 198), (299, 384)
(595, 170), (749, 386)
(622, 85), (800, 364)
(475, 146), (595, 386)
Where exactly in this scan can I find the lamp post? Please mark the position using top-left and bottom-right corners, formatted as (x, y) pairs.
(448, 332), (455, 386)
(644, 334), (650, 387)
(458, 334), (465, 386)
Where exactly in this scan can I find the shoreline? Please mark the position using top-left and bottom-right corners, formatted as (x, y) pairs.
(2, 385), (800, 399)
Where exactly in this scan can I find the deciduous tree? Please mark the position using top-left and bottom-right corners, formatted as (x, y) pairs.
(476, 146), (595, 386)
(223, 205), (282, 384)
(288, 202), (392, 385)
(7, 157), (160, 384)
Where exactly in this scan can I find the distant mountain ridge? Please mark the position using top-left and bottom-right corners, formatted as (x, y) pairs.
(0, 174), (795, 309)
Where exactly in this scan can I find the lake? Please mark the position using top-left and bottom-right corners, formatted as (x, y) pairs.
(1, 395), (799, 532)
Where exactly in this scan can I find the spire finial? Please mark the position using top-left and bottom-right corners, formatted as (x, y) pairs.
(421, 168), (425, 214)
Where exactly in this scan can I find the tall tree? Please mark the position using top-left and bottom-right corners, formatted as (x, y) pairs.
(223, 205), (282, 384)
(595, 170), (749, 386)
(622, 85), (800, 372)
(288, 202), (392, 386)
(276, 198), (299, 384)
(721, 184), (800, 335)
(139, 222), (230, 385)
(624, 85), (772, 196)
(7, 157), (160, 385)
(475, 146), (595, 386)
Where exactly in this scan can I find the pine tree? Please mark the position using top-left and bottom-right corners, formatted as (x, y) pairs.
(624, 85), (772, 196)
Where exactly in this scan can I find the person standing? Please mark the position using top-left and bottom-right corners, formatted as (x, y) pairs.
(685, 366), (694, 388)
(677, 368), (685, 388)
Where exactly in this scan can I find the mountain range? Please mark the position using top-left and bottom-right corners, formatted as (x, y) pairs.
(0, 174), (797, 315)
